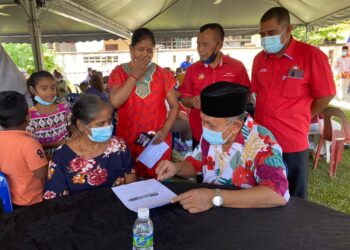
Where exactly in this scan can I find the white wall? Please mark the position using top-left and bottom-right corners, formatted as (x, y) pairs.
(55, 44), (342, 84)
(55, 51), (131, 84)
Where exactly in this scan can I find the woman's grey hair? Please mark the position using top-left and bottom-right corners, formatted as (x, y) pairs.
(226, 112), (246, 123)
(71, 94), (112, 126)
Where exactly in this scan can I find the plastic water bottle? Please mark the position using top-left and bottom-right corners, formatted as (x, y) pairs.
(132, 208), (154, 250)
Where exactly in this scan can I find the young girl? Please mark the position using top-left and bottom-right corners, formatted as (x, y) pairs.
(27, 71), (70, 158)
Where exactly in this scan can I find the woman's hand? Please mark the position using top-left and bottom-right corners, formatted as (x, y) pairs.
(129, 55), (151, 79)
(152, 128), (168, 145)
(191, 96), (201, 109)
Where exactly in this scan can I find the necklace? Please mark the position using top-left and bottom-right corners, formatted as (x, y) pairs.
(78, 136), (100, 158)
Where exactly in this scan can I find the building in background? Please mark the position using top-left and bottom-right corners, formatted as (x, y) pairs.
(52, 32), (349, 85)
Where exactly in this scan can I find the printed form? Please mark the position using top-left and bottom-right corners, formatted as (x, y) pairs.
(111, 179), (177, 212)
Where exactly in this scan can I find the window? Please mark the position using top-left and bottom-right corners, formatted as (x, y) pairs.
(105, 44), (118, 51)
(156, 37), (192, 49)
(83, 56), (118, 64)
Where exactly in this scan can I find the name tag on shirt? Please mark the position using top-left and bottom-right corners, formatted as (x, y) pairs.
(287, 68), (304, 79)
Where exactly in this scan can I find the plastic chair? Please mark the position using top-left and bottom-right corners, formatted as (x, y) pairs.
(0, 172), (13, 213)
(313, 107), (350, 176)
(309, 114), (331, 163)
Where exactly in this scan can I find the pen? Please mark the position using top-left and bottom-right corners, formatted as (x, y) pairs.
(128, 192), (160, 202)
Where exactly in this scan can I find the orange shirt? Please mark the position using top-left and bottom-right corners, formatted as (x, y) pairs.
(0, 130), (48, 205)
(250, 37), (336, 152)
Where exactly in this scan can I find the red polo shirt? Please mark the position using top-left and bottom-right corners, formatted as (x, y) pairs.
(249, 37), (336, 153)
(179, 54), (251, 141)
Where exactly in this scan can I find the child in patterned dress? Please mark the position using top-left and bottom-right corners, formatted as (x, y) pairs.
(26, 71), (70, 159)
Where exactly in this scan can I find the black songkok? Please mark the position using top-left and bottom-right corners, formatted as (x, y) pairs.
(200, 81), (249, 117)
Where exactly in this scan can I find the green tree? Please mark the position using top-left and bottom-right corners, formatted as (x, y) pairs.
(1, 43), (60, 74)
(292, 21), (349, 45)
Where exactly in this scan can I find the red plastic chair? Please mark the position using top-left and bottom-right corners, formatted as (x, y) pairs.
(313, 107), (350, 176)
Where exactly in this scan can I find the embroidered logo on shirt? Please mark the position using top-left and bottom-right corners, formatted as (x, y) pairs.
(223, 72), (235, 77)
(259, 68), (267, 72)
(198, 73), (206, 80)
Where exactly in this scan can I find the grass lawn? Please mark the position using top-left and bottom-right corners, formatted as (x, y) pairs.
(308, 109), (350, 214)
(172, 107), (350, 214)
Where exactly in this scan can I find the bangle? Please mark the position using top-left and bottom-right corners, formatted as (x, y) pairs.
(129, 73), (138, 81)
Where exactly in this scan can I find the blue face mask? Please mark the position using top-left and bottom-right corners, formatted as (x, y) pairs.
(202, 125), (231, 145)
(342, 51), (348, 56)
(261, 30), (286, 54)
(34, 95), (57, 106)
(202, 51), (218, 64)
(87, 124), (113, 143)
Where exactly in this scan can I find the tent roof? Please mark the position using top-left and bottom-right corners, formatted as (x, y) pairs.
(0, 0), (350, 43)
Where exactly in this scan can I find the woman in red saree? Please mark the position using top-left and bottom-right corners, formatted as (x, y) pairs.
(108, 28), (179, 178)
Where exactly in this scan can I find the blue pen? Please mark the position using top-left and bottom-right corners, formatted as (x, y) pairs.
(128, 192), (160, 202)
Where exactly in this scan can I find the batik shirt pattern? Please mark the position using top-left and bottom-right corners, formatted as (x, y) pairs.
(185, 113), (290, 201)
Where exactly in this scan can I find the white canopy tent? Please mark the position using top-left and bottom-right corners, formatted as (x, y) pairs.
(1, 0), (350, 70)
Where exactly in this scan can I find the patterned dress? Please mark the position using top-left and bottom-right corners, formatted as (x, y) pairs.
(27, 102), (70, 156)
(108, 63), (175, 178)
(185, 113), (290, 201)
(43, 136), (134, 199)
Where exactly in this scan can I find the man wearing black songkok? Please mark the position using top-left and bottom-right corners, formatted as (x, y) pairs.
(157, 82), (289, 212)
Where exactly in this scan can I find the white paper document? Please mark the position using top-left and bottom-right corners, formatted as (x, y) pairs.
(136, 138), (169, 168)
(111, 179), (177, 212)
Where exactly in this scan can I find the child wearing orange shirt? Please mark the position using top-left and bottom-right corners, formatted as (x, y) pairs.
(0, 91), (48, 206)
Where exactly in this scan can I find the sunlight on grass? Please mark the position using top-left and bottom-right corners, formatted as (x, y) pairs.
(308, 109), (350, 214)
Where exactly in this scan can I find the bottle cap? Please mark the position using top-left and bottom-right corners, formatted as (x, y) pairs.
(138, 208), (149, 219)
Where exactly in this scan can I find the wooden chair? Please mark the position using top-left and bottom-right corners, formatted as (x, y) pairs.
(313, 107), (350, 176)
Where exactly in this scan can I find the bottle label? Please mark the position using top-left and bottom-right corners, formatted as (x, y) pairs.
(133, 234), (153, 248)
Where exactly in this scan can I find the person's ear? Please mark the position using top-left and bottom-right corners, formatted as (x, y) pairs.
(129, 45), (135, 60)
(232, 120), (243, 134)
(217, 40), (224, 51)
(286, 24), (292, 36)
(25, 114), (30, 123)
(76, 119), (87, 134)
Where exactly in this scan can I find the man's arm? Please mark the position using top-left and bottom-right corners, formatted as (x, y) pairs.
(220, 186), (286, 208)
(181, 96), (200, 109)
(171, 185), (287, 213)
(311, 95), (335, 117)
(32, 165), (48, 180)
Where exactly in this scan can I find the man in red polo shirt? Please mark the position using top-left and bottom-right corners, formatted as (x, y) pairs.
(249, 7), (336, 199)
(179, 23), (250, 149)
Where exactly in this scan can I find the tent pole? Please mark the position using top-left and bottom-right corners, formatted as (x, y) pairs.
(27, 0), (44, 71)
(305, 24), (310, 42)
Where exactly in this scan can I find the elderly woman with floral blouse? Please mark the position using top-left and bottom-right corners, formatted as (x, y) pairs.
(43, 94), (136, 199)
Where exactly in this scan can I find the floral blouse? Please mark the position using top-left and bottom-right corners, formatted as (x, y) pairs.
(43, 136), (134, 199)
(185, 113), (290, 201)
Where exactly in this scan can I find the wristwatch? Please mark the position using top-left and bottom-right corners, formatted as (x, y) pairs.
(212, 189), (224, 207)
